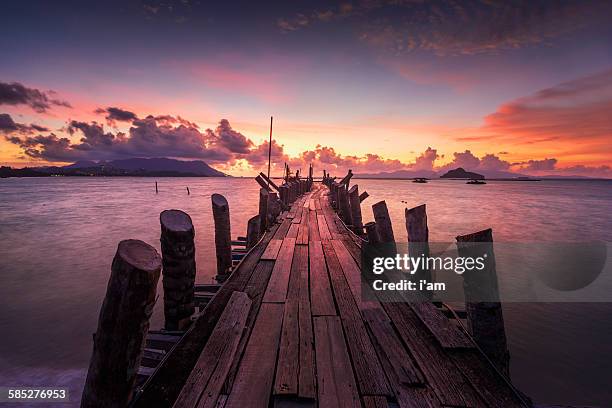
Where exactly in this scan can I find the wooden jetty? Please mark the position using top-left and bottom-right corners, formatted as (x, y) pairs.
(82, 168), (530, 408)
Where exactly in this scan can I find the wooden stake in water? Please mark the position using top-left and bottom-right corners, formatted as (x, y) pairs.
(155, 181), (158, 194)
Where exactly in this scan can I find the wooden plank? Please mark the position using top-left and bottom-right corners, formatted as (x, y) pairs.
(222, 260), (275, 393)
(308, 211), (320, 241)
(261, 239), (283, 260)
(274, 245), (315, 398)
(362, 308), (425, 386)
(287, 223), (300, 238)
(382, 303), (484, 407)
(321, 240), (392, 397)
(263, 238), (297, 303)
(225, 303), (284, 408)
(362, 396), (388, 408)
(409, 303), (474, 349)
(309, 199), (316, 211)
(273, 219), (292, 240)
(451, 350), (525, 407)
(214, 394), (227, 408)
(317, 214), (332, 240)
(313, 316), (361, 408)
(323, 209), (340, 234)
(308, 241), (336, 316)
(296, 210), (310, 245)
(174, 291), (251, 408)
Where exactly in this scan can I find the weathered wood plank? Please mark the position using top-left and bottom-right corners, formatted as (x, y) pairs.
(321, 240), (392, 397)
(313, 316), (361, 408)
(308, 211), (320, 241)
(287, 223), (300, 238)
(317, 214), (332, 241)
(225, 303), (284, 408)
(362, 396), (388, 408)
(222, 260), (276, 393)
(409, 303), (474, 349)
(297, 245), (316, 399)
(261, 239), (284, 260)
(382, 303), (483, 407)
(309, 241), (336, 316)
(174, 291), (251, 408)
(263, 238), (297, 303)
(273, 219), (292, 240)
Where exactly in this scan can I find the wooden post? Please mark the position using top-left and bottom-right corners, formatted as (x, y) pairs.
(211, 194), (233, 282)
(82, 239), (161, 407)
(259, 172), (279, 191)
(338, 184), (353, 226)
(364, 222), (380, 244)
(246, 215), (260, 249)
(279, 185), (288, 206)
(268, 191), (281, 223)
(359, 191), (369, 202)
(372, 200), (395, 243)
(155, 181), (158, 194)
(405, 204), (431, 299)
(258, 188), (269, 233)
(456, 228), (510, 377)
(186, 186), (190, 195)
(160, 209), (197, 330)
(348, 184), (363, 232)
(255, 174), (272, 192)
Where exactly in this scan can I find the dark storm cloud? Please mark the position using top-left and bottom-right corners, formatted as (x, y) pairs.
(94, 106), (139, 125)
(0, 113), (49, 134)
(205, 119), (254, 154)
(0, 82), (72, 113)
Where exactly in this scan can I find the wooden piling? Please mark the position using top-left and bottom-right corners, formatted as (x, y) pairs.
(364, 222), (380, 244)
(338, 183), (353, 226)
(160, 209), (197, 330)
(155, 181), (158, 194)
(186, 187), (190, 195)
(348, 185), (363, 232)
(259, 172), (279, 191)
(358, 191), (369, 202)
(211, 194), (233, 282)
(456, 228), (510, 377)
(267, 191), (281, 223)
(258, 188), (269, 233)
(405, 204), (431, 299)
(246, 215), (260, 249)
(255, 175), (272, 192)
(372, 200), (395, 244)
(82, 239), (161, 408)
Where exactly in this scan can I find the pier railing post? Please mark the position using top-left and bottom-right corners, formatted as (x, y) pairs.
(160, 209), (197, 330)
(456, 228), (510, 377)
(82, 240), (161, 408)
(268, 191), (281, 223)
(372, 200), (395, 244)
(364, 222), (380, 244)
(246, 215), (260, 249)
(338, 183), (353, 226)
(348, 184), (363, 233)
(405, 204), (432, 299)
(258, 188), (269, 233)
(211, 194), (233, 282)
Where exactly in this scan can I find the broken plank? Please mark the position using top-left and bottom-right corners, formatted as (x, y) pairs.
(174, 291), (251, 408)
(313, 316), (361, 408)
(263, 238), (297, 303)
(225, 303), (284, 408)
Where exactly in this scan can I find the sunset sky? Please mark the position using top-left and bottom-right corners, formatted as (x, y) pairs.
(1, 0), (611, 177)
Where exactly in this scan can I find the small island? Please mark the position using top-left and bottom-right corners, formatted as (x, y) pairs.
(440, 167), (485, 180)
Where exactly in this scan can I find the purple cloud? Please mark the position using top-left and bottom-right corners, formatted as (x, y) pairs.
(0, 82), (71, 113)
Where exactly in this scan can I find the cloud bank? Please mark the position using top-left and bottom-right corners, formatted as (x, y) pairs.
(0, 82), (71, 113)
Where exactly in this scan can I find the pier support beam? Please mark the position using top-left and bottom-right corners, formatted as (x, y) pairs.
(258, 188), (269, 234)
(338, 184), (353, 227)
(82, 239), (161, 408)
(246, 215), (260, 249)
(456, 228), (510, 377)
(406, 204), (432, 299)
(160, 209), (197, 330)
(211, 194), (232, 283)
(364, 222), (380, 244)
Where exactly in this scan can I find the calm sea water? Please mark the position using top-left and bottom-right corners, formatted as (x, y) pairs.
(0, 177), (611, 406)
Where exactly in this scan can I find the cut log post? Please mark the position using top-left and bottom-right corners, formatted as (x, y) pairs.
(258, 188), (269, 233)
(259, 172), (279, 191)
(82, 240), (161, 408)
(339, 169), (353, 187)
(160, 210), (197, 330)
(278, 185), (287, 206)
(405, 204), (431, 299)
(246, 215), (260, 249)
(359, 191), (369, 202)
(348, 184), (363, 233)
(338, 183), (353, 226)
(211, 194), (233, 282)
(372, 200), (395, 244)
(364, 222), (380, 244)
(456, 228), (510, 377)
(255, 175), (272, 192)
(267, 191), (281, 224)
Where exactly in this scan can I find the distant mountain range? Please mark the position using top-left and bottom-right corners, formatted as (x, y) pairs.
(439, 168), (484, 179)
(355, 168), (528, 179)
(1, 158), (227, 177)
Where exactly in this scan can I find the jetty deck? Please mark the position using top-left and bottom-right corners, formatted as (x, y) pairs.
(133, 184), (527, 408)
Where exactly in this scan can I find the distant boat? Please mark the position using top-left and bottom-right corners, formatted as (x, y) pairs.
(467, 179), (486, 185)
(413, 178), (428, 183)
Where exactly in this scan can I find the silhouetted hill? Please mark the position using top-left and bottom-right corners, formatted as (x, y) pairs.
(440, 167), (485, 179)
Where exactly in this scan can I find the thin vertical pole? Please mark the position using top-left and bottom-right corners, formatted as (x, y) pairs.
(267, 116), (273, 189)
